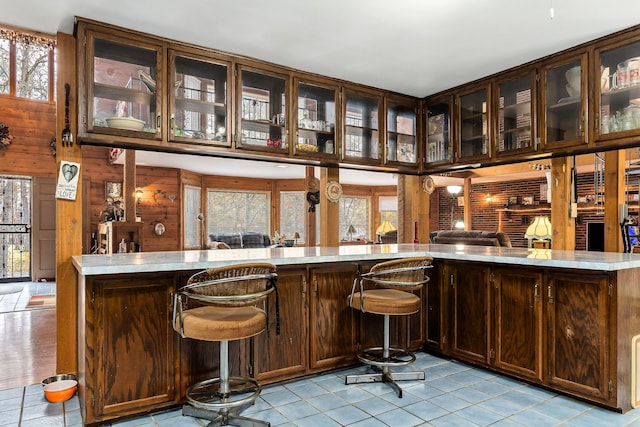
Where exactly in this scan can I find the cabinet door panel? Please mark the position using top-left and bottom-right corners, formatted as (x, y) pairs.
(425, 262), (445, 352)
(253, 268), (307, 382)
(494, 268), (542, 382)
(309, 265), (358, 371)
(450, 264), (490, 364)
(547, 272), (610, 401)
(92, 276), (176, 417)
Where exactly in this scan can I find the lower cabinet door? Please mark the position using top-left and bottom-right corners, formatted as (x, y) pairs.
(252, 267), (308, 382)
(309, 264), (358, 371)
(449, 262), (491, 365)
(493, 268), (543, 382)
(546, 271), (611, 402)
(89, 275), (177, 421)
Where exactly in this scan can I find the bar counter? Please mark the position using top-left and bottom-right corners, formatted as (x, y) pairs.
(71, 243), (640, 275)
(72, 245), (640, 424)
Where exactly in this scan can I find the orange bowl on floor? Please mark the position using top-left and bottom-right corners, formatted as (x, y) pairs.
(43, 379), (77, 403)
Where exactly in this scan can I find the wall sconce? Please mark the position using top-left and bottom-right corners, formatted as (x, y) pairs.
(486, 195), (495, 206)
(134, 188), (144, 201)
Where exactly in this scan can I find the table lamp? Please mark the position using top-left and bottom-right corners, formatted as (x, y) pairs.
(524, 216), (552, 248)
(293, 231), (300, 246)
(347, 224), (356, 241)
(376, 220), (396, 243)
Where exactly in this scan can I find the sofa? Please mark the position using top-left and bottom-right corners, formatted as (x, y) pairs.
(209, 232), (272, 249)
(431, 230), (512, 248)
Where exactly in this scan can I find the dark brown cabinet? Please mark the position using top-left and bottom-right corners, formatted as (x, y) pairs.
(83, 274), (177, 423)
(456, 85), (492, 163)
(294, 77), (340, 159)
(449, 262), (491, 365)
(494, 70), (536, 158)
(252, 267), (308, 383)
(493, 268), (543, 383)
(546, 271), (611, 403)
(308, 264), (358, 371)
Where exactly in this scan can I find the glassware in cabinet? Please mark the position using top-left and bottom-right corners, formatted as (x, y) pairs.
(496, 73), (535, 157)
(344, 89), (380, 162)
(426, 100), (452, 164)
(237, 67), (288, 151)
(295, 80), (338, 156)
(89, 34), (162, 138)
(597, 39), (640, 139)
(169, 51), (230, 145)
(386, 101), (417, 165)
(542, 56), (586, 149)
(457, 87), (490, 161)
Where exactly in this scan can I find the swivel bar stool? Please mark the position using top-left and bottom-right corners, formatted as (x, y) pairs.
(173, 262), (278, 427)
(346, 256), (432, 397)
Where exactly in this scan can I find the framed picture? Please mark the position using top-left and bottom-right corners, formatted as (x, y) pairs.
(106, 181), (122, 199)
(523, 196), (534, 205)
(508, 196), (518, 206)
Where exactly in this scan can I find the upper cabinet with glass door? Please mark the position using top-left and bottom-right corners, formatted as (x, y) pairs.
(81, 25), (163, 140)
(236, 66), (288, 154)
(494, 71), (536, 158)
(385, 97), (418, 168)
(426, 96), (453, 166)
(168, 50), (231, 146)
(595, 35), (640, 143)
(294, 78), (339, 159)
(541, 54), (587, 150)
(456, 85), (491, 162)
(343, 88), (381, 164)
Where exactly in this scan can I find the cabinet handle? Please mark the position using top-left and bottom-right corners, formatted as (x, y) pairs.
(156, 114), (161, 132)
(170, 115), (175, 133)
(547, 285), (554, 303)
(534, 283), (539, 302)
(302, 278), (307, 296)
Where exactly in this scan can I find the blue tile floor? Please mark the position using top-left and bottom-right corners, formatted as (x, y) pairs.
(6, 352), (640, 426)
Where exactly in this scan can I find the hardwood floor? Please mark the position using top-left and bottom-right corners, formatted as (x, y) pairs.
(0, 308), (56, 390)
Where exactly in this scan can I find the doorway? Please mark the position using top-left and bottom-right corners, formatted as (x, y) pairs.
(0, 176), (32, 282)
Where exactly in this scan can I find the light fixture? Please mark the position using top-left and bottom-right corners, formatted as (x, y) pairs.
(375, 220), (396, 243)
(524, 216), (552, 248)
(134, 188), (144, 200)
(293, 231), (300, 246)
(446, 185), (462, 196)
(454, 220), (465, 230)
(347, 224), (357, 241)
(486, 195), (495, 206)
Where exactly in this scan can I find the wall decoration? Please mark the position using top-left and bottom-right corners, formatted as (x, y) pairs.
(422, 176), (435, 194)
(522, 196), (534, 205)
(0, 122), (14, 150)
(325, 181), (343, 203)
(508, 196), (518, 206)
(55, 160), (80, 200)
(105, 181), (122, 199)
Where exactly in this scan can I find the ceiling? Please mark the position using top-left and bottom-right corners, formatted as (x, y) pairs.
(5, 0), (640, 185)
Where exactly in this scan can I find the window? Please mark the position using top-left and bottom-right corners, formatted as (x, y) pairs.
(0, 28), (56, 101)
(207, 190), (269, 236)
(183, 185), (202, 249)
(378, 195), (398, 227)
(279, 191), (305, 243)
(339, 196), (370, 240)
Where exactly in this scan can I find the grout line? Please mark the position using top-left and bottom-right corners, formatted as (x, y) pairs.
(17, 386), (25, 427)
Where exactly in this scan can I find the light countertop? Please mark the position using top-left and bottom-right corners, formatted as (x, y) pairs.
(72, 244), (640, 276)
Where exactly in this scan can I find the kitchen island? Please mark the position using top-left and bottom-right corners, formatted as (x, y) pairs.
(73, 244), (640, 424)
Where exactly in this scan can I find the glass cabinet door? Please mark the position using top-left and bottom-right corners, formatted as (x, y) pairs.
(597, 39), (640, 140)
(344, 89), (380, 162)
(496, 72), (535, 157)
(169, 51), (230, 145)
(386, 100), (417, 165)
(237, 67), (288, 152)
(295, 80), (338, 157)
(542, 56), (586, 149)
(89, 33), (161, 139)
(457, 87), (490, 160)
(426, 99), (452, 164)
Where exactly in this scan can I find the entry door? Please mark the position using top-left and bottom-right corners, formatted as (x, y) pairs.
(33, 177), (56, 281)
(0, 176), (32, 282)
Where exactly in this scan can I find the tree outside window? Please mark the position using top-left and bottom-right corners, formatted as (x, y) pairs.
(207, 190), (269, 236)
(339, 196), (370, 241)
(279, 191), (305, 243)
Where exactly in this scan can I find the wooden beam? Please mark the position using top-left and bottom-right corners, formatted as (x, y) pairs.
(550, 157), (575, 250)
(319, 168), (339, 246)
(124, 150), (137, 222)
(305, 167), (316, 246)
(604, 150), (625, 252)
(56, 32), (80, 374)
(397, 175), (421, 243)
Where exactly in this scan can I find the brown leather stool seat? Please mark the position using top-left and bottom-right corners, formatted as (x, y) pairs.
(173, 262), (278, 427)
(346, 256), (432, 398)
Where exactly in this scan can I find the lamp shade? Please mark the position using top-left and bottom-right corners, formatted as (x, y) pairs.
(524, 216), (552, 241)
(347, 224), (357, 235)
(446, 185), (462, 196)
(293, 232), (300, 239)
(376, 220), (397, 235)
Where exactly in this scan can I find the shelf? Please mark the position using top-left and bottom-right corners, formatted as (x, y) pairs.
(298, 127), (334, 136)
(241, 119), (282, 133)
(175, 97), (226, 115)
(94, 83), (154, 105)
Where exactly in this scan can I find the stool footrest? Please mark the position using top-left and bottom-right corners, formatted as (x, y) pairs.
(345, 367), (425, 398)
(186, 376), (261, 411)
(183, 405), (270, 426)
(357, 347), (416, 367)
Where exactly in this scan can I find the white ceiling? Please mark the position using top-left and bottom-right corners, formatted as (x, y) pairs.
(5, 0), (640, 185)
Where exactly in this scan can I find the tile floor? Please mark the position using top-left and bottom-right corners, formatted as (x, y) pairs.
(0, 281), (56, 313)
(6, 352), (640, 426)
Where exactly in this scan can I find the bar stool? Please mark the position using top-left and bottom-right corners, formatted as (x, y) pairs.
(346, 256), (432, 397)
(173, 262), (278, 427)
